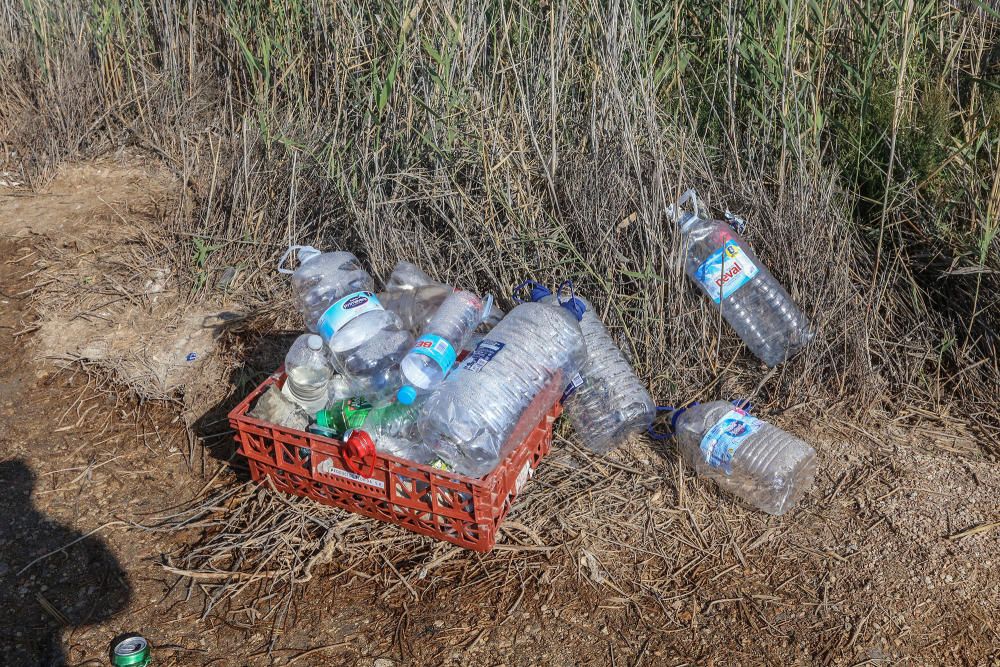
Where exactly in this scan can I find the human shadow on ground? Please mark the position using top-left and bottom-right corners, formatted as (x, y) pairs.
(0, 460), (131, 666)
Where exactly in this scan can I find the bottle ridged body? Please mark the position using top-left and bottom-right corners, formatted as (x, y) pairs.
(418, 302), (586, 477)
(681, 218), (812, 367)
(541, 295), (654, 453)
(673, 401), (816, 515)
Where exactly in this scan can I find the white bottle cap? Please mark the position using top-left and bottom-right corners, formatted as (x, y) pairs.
(307, 334), (323, 351)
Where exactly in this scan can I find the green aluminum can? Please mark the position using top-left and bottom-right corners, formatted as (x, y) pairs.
(110, 634), (151, 667)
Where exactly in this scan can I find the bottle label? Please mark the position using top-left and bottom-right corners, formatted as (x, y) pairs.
(560, 373), (585, 403)
(694, 240), (759, 303)
(317, 291), (384, 340)
(699, 409), (762, 473)
(461, 338), (505, 373)
(410, 334), (457, 373)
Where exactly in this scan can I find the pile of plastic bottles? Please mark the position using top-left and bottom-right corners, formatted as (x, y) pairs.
(248, 188), (821, 516)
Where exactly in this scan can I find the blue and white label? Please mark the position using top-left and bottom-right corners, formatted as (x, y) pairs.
(561, 373), (585, 403)
(462, 338), (505, 373)
(699, 409), (762, 474)
(411, 334), (457, 373)
(694, 240), (759, 303)
(317, 290), (383, 340)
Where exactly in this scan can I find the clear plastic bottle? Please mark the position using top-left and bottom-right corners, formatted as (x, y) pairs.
(672, 190), (813, 367)
(278, 246), (413, 403)
(672, 401), (816, 515)
(280, 334), (333, 415)
(379, 260), (504, 334)
(525, 282), (655, 453)
(397, 290), (485, 405)
(418, 299), (588, 477)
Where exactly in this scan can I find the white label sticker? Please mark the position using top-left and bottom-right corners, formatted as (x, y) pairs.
(694, 240), (759, 303)
(314, 456), (385, 489)
(699, 408), (763, 474)
(317, 291), (384, 340)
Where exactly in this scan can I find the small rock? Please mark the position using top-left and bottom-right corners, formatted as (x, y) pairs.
(433, 620), (444, 628)
(374, 659), (395, 667)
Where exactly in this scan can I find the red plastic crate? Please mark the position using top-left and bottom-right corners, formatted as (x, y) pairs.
(229, 370), (563, 551)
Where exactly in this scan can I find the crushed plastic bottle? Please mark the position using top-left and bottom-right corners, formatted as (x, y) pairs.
(280, 334), (333, 415)
(379, 260), (504, 334)
(278, 246), (413, 403)
(523, 282), (655, 453)
(671, 401), (816, 515)
(397, 290), (485, 405)
(418, 299), (588, 477)
(671, 190), (813, 367)
(249, 385), (309, 431)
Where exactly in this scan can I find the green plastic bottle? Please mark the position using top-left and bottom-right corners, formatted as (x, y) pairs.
(314, 398), (418, 438)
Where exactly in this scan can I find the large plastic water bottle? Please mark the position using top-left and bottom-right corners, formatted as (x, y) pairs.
(278, 246), (413, 403)
(418, 299), (588, 477)
(397, 290), (485, 405)
(379, 260), (504, 333)
(523, 282), (655, 453)
(280, 334), (333, 415)
(671, 401), (816, 515)
(672, 190), (813, 367)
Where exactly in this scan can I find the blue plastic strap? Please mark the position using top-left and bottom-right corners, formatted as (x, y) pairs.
(647, 405), (675, 441)
(513, 279), (551, 304)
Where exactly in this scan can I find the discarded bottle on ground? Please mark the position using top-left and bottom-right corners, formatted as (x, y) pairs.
(672, 190), (813, 367)
(278, 246), (413, 403)
(281, 334), (332, 415)
(397, 290), (485, 405)
(524, 282), (655, 453)
(671, 401), (816, 515)
(379, 260), (504, 334)
(418, 299), (588, 477)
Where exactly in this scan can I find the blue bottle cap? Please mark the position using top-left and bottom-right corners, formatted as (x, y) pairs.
(560, 297), (586, 321)
(529, 283), (552, 302)
(397, 385), (417, 405)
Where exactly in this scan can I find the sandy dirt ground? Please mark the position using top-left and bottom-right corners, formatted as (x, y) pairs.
(1, 159), (998, 666)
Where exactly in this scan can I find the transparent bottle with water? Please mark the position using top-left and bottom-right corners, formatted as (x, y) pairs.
(523, 282), (655, 453)
(418, 299), (588, 477)
(672, 190), (813, 367)
(671, 401), (816, 515)
(397, 290), (486, 405)
(278, 246), (413, 403)
(281, 334), (333, 415)
(379, 260), (504, 334)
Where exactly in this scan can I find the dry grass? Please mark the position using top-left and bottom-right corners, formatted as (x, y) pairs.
(2, 1), (999, 662)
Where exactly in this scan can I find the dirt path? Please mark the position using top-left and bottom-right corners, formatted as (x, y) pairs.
(1, 159), (998, 666)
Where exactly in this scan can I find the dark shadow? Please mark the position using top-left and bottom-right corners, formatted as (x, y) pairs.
(191, 328), (299, 478)
(0, 460), (131, 666)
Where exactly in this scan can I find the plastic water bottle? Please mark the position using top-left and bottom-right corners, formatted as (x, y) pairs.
(280, 334), (332, 415)
(418, 299), (588, 477)
(671, 190), (813, 367)
(278, 246), (413, 403)
(523, 282), (655, 453)
(671, 401), (816, 515)
(379, 260), (504, 333)
(397, 290), (485, 405)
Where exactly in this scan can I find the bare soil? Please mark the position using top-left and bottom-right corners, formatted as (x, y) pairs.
(1, 159), (998, 666)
